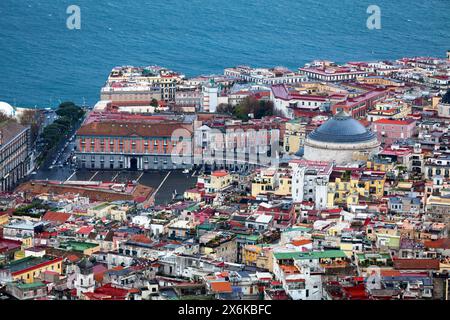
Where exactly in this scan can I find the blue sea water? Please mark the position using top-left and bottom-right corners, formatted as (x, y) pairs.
(0, 0), (449, 107)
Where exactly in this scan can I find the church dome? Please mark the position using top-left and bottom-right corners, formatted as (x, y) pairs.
(308, 111), (376, 144)
(0, 101), (15, 117)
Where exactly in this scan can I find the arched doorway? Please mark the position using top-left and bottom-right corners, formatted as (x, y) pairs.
(130, 158), (138, 171)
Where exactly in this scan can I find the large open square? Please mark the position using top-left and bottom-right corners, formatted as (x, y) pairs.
(34, 169), (197, 205)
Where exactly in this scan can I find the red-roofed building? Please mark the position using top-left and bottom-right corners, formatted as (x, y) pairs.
(270, 84), (328, 117)
(342, 284), (370, 300)
(82, 284), (131, 300)
(424, 238), (450, 250)
(0, 237), (22, 259)
(372, 118), (417, 145)
(257, 202), (296, 229)
(130, 234), (152, 244)
(331, 89), (387, 118)
(211, 170), (229, 178)
(209, 281), (233, 294)
(76, 226), (94, 238)
(42, 211), (72, 225)
(393, 258), (440, 271)
(75, 116), (194, 170)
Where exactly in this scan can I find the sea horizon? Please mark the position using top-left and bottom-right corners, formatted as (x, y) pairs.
(0, 0), (449, 108)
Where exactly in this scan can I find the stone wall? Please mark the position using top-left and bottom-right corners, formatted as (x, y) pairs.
(304, 139), (380, 165)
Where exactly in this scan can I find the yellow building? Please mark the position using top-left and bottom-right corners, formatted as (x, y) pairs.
(340, 242), (354, 256)
(367, 99), (411, 122)
(110, 206), (128, 222)
(440, 261), (450, 274)
(357, 76), (404, 87)
(294, 82), (348, 96)
(200, 170), (233, 193)
(432, 96), (442, 109)
(87, 202), (130, 222)
(210, 170), (232, 190)
(0, 212), (9, 225)
(275, 173), (292, 197)
(251, 167), (292, 198)
(242, 245), (273, 271)
(283, 119), (307, 155)
(328, 170), (386, 207)
(184, 188), (203, 202)
(251, 168), (277, 197)
(5, 256), (63, 284)
(367, 157), (395, 172)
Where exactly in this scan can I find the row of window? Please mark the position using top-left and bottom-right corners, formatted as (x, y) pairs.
(81, 138), (177, 146)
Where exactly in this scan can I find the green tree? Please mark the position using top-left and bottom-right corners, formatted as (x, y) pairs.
(233, 96), (275, 120)
(216, 103), (234, 115)
(442, 89), (450, 104)
(19, 109), (43, 144)
(53, 116), (71, 129)
(150, 98), (159, 108)
(56, 101), (84, 123)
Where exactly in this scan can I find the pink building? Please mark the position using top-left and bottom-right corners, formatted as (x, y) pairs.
(372, 119), (417, 145)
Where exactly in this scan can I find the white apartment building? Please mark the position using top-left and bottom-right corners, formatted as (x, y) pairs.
(290, 160), (333, 210)
(201, 83), (219, 113)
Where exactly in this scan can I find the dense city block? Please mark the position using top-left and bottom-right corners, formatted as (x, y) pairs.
(0, 52), (449, 300)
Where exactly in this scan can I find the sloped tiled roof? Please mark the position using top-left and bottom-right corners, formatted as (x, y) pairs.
(393, 259), (440, 270)
(42, 211), (72, 224)
(77, 121), (193, 137)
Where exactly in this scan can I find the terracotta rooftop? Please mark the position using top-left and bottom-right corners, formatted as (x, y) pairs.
(212, 170), (229, 178)
(393, 259), (440, 270)
(42, 211), (72, 224)
(210, 281), (233, 293)
(424, 238), (450, 250)
(15, 181), (154, 204)
(77, 121), (193, 137)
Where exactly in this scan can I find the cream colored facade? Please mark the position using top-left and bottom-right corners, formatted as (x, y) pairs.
(275, 174), (292, 197)
(87, 203), (129, 222)
(283, 119), (307, 155)
(304, 139), (380, 165)
(204, 171), (233, 193)
(251, 168), (294, 198)
(357, 76), (404, 87)
(251, 169), (277, 197)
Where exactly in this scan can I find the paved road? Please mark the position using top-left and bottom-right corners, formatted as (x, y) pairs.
(37, 116), (83, 172)
(32, 113), (197, 205)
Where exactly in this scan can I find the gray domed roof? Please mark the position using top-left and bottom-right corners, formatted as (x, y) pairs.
(78, 257), (95, 273)
(308, 111), (377, 144)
